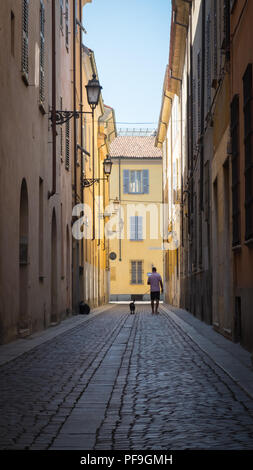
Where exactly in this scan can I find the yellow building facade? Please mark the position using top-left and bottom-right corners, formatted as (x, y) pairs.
(108, 136), (163, 301)
(72, 39), (116, 310)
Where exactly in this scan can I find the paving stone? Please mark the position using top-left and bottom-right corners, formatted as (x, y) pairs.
(1, 305), (253, 450)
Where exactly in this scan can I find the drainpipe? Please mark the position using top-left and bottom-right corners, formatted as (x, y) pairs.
(73, 0), (77, 206)
(73, 0), (80, 311)
(49, 0), (56, 199)
(200, 0), (206, 210)
(79, 0), (84, 271)
(119, 155), (122, 261)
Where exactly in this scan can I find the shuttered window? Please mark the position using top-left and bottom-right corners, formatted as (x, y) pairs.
(60, 0), (64, 32)
(213, 0), (218, 78)
(243, 64), (253, 241)
(192, 78), (197, 149)
(130, 216), (143, 241)
(197, 51), (201, 138)
(60, 97), (63, 158)
(223, 0), (230, 60)
(65, 120), (70, 170)
(206, 14), (211, 110)
(123, 170), (149, 194)
(21, 0), (29, 79)
(39, 0), (45, 103)
(231, 94), (240, 246)
(65, 0), (69, 49)
(130, 261), (143, 285)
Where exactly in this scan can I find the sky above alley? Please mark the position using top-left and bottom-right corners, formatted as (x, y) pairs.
(83, 0), (171, 132)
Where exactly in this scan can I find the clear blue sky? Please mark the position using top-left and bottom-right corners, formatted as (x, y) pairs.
(83, 0), (171, 131)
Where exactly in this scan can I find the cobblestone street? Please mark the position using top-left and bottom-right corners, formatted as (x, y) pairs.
(1, 305), (253, 450)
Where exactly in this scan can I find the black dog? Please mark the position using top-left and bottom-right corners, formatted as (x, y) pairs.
(129, 300), (135, 314)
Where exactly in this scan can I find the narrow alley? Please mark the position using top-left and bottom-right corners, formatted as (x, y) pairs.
(1, 305), (253, 451)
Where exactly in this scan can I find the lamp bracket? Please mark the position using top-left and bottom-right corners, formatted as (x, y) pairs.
(82, 177), (108, 188)
(50, 109), (92, 126)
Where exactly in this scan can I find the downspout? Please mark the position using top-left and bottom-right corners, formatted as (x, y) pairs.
(73, 0), (77, 206)
(200, 0), (206, 210)
(73, 0), (79, 311)
(79, 0), (84, 269)
(119, 155), (122, 261)
(49, 0), (56, 199)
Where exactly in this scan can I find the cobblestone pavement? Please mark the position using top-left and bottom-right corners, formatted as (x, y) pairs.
(1, 305), (253, 450)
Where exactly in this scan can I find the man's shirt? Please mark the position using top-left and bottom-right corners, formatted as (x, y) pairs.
(148, 272), (162, 292)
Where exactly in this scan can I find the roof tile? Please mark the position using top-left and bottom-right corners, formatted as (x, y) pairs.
(109, 136), (162, 159)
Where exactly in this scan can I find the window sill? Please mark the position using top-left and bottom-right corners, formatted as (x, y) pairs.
(125, 192), (149, 195)
(244, 238), (253, 248)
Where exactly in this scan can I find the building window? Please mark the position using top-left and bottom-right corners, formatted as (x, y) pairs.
(65, 120), (70, 170)
(192, 77), (197, 149)
(197, 51), (201, 138)
(213, 0), (218, 78)
(130, 260), (143, 285)
(11, 11), (15, 56)
(130, 216), (143, 241)
(123, 169), (149, 194)
(231, 94), (240, 246)
(60, 0), (64, 32)
(206, 14), (211, 110)
(60, 97), (63, 159)
(243, 63), (253, 241)
(65, 0), (69, 49)
(223, 0), (230, 60)
(204, 161), (210, 222)
(39, 0), (45, 103)
(21, 0), (29, 83)
(39, 178), (44, 279)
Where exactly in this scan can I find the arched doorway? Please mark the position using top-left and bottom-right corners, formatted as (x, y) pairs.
(51, 209), (58, 323)
(19, 179), (29, 332)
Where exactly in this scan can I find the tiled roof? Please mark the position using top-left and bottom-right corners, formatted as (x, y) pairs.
(109, 136), (162, 159)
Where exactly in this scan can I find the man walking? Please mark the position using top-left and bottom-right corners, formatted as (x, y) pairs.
(147, 267), (163, 314)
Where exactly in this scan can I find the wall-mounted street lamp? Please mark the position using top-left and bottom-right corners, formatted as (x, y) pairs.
(82, 155), (113, 187)
(50, 73), (106, 240)
(50, 73), (102, 125)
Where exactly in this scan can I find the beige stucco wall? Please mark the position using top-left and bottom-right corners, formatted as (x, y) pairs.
(0, 0), (72, 343)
